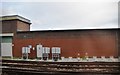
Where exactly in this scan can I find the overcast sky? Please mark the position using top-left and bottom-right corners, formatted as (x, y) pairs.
(1, 0), (119, 30)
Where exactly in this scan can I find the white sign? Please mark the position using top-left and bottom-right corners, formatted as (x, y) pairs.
(36, 44), (43, 57)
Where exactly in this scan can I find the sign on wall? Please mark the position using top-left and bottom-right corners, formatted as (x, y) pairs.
(36, 44), (43, 58)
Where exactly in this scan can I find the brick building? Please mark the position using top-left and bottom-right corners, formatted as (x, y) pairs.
(0, 15), (119, 59)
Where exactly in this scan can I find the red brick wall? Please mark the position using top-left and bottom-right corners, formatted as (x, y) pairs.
(17, 20), (30, 31)
(1, 20), (17, 33)
(13, 30), (118, 58)
(1, 20), (30, 34)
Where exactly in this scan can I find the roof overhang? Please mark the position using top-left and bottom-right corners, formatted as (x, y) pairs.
(0, 15), (31, 24)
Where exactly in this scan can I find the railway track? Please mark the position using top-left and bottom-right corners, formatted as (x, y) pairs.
(1, 59), (120, 75)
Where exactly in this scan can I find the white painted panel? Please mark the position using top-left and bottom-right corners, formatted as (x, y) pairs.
(27, 47), (30, 53)
(0, 33), (14, 36)
(1, 43), (12, 57)
(56, 47), (58, 53)
(52, 47), (61, 53)
(36, 44), (43, 57)
(52, 47), (56, 53)
(42, 47), (45, 53)
(22, 47), (30, 53)
(46, 47), (50, 53)
(43, 47), (50, 53)
(22, 47), (26, 53)
(57, 47), (61, 54)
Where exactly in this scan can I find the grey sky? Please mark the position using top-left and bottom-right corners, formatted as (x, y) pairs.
(1, 0), (119, 30)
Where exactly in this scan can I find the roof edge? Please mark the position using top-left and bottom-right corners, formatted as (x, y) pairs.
(0, 15), (31, 24)
(17, 28), (120, 33)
